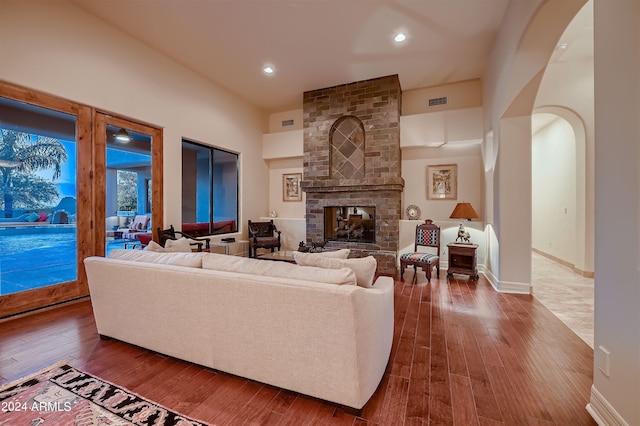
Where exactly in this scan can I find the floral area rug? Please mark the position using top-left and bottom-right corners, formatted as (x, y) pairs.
(0, 361), (209, 425)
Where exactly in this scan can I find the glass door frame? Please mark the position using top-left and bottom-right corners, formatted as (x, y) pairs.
(0, 81), (92, 318)
(93, 112), (163, 257)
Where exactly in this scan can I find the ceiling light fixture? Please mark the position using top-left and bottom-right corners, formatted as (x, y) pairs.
(115, 128), (131, 143)
(394, 33), (407, 43)
(263, 65), (275, 74)
(556, 43), (569, 51)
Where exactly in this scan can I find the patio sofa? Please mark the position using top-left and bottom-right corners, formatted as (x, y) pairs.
(84, 250), (394, 410)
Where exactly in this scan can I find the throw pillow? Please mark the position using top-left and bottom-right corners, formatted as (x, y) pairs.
(292, 248), (350, 265)
(144, 240), (165, 252)
(300, 256), (378, 288)
(164, 238), (193, 252)
(109, 249), (204, 268)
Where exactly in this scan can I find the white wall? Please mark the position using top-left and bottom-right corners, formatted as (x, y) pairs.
(482, 0), (585, 293)
(483, 0), (638, 424)
(267, 158), (305, 219)
(589, 1), (640, 424)
(401, 145), (483, 223)
(532, 116), (576, 263)
(0, 0), (268, 238)
(534, 1), (594, 275)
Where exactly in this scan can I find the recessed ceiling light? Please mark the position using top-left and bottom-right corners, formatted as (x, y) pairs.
(394, 33), (407, 43)
(556, 43), (569, 51)
(263, 65), (275, 74)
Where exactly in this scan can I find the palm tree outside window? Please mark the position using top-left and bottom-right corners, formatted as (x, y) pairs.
(0, 129), (68, 218)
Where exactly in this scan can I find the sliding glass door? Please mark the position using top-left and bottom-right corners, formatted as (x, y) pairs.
(0, 82), (91, 317)
(0, 82), (163, 318)
(94, 113), (162, 257)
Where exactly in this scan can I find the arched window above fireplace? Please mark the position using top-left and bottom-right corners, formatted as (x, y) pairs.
(329, 115), (365, 179)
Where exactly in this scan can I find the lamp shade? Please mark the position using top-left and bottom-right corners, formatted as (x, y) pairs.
(449, 202), (479, 220)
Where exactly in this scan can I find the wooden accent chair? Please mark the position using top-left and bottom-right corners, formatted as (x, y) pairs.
(248, 220), (281, 257)
(157, 225), (211, 252)
(399, 219), (441, 283)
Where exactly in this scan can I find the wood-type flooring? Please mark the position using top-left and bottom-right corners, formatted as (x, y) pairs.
(0, 272), (596, 425)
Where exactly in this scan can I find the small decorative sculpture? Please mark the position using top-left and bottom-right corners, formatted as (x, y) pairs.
(312, 240), (327, 251)
(456, 224), (471, 243)
(298, 241), (309, 252)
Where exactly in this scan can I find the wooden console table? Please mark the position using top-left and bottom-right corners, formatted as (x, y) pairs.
(447, 243), (479, 280)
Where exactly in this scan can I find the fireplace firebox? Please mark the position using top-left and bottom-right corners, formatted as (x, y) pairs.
(324, 206), (375, 243)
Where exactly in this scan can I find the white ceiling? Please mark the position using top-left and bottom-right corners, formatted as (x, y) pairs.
(72, 0), (511, 113)
(72, 0), (592, 118)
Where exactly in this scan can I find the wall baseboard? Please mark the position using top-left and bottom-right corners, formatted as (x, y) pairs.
(532, 248), (594, 278)
(586, 385), (629, 426)
(479, 266), (531, 294)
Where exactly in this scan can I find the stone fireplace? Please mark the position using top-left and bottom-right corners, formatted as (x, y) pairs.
(301, 75), (403, 275)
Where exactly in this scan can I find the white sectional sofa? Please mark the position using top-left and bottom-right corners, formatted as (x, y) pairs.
(84, 250), (394, 410)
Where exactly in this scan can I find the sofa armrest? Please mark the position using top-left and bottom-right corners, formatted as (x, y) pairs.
(351, 276), (395, 406)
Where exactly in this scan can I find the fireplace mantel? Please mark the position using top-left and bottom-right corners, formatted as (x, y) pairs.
(301, 177), (404, 194)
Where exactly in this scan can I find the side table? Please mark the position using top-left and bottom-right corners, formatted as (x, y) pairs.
(210, 240), (249, 257)
(447, 243), (479, 280)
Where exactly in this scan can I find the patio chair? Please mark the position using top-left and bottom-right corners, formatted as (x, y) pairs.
(121, 214), (150, 239)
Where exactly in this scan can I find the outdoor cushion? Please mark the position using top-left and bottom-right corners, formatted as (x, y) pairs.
(25, 212), (40, 222)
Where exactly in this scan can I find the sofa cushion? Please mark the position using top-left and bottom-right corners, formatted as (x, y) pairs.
(109, 249), (204, 268)
(292, 249), (350, 264)
(296, 255), (377, 288)
(202, 253), (356, 286)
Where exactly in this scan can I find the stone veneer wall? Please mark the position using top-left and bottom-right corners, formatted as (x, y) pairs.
(302, 75), (404, 275)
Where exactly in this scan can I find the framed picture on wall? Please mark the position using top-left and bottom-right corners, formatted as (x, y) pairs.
(283, 173), (302, 202)
(427, 164), (457, 200)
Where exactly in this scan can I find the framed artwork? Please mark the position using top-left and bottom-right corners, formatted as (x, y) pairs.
(283, 173), (302, 202)
(427, 164), (457, 200)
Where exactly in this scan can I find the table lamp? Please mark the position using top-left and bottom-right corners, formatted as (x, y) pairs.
(450, 202), (479, 243)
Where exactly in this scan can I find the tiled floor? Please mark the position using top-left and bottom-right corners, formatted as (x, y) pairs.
(531, 251), (594, 348)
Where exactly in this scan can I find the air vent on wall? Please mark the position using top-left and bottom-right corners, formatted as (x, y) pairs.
(428, 97), (448, 107)
(281, 119), (294, 127)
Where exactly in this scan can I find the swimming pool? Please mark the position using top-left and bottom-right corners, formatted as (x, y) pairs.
(0, 226), (129, 296)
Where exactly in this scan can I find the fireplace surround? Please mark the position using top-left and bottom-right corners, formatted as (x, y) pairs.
(302, 75), (403, 275)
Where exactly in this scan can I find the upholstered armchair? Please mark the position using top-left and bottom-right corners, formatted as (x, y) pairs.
(248, 220), (281, 257)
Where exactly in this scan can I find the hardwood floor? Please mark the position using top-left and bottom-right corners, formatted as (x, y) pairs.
(0, 272), (596, 425)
